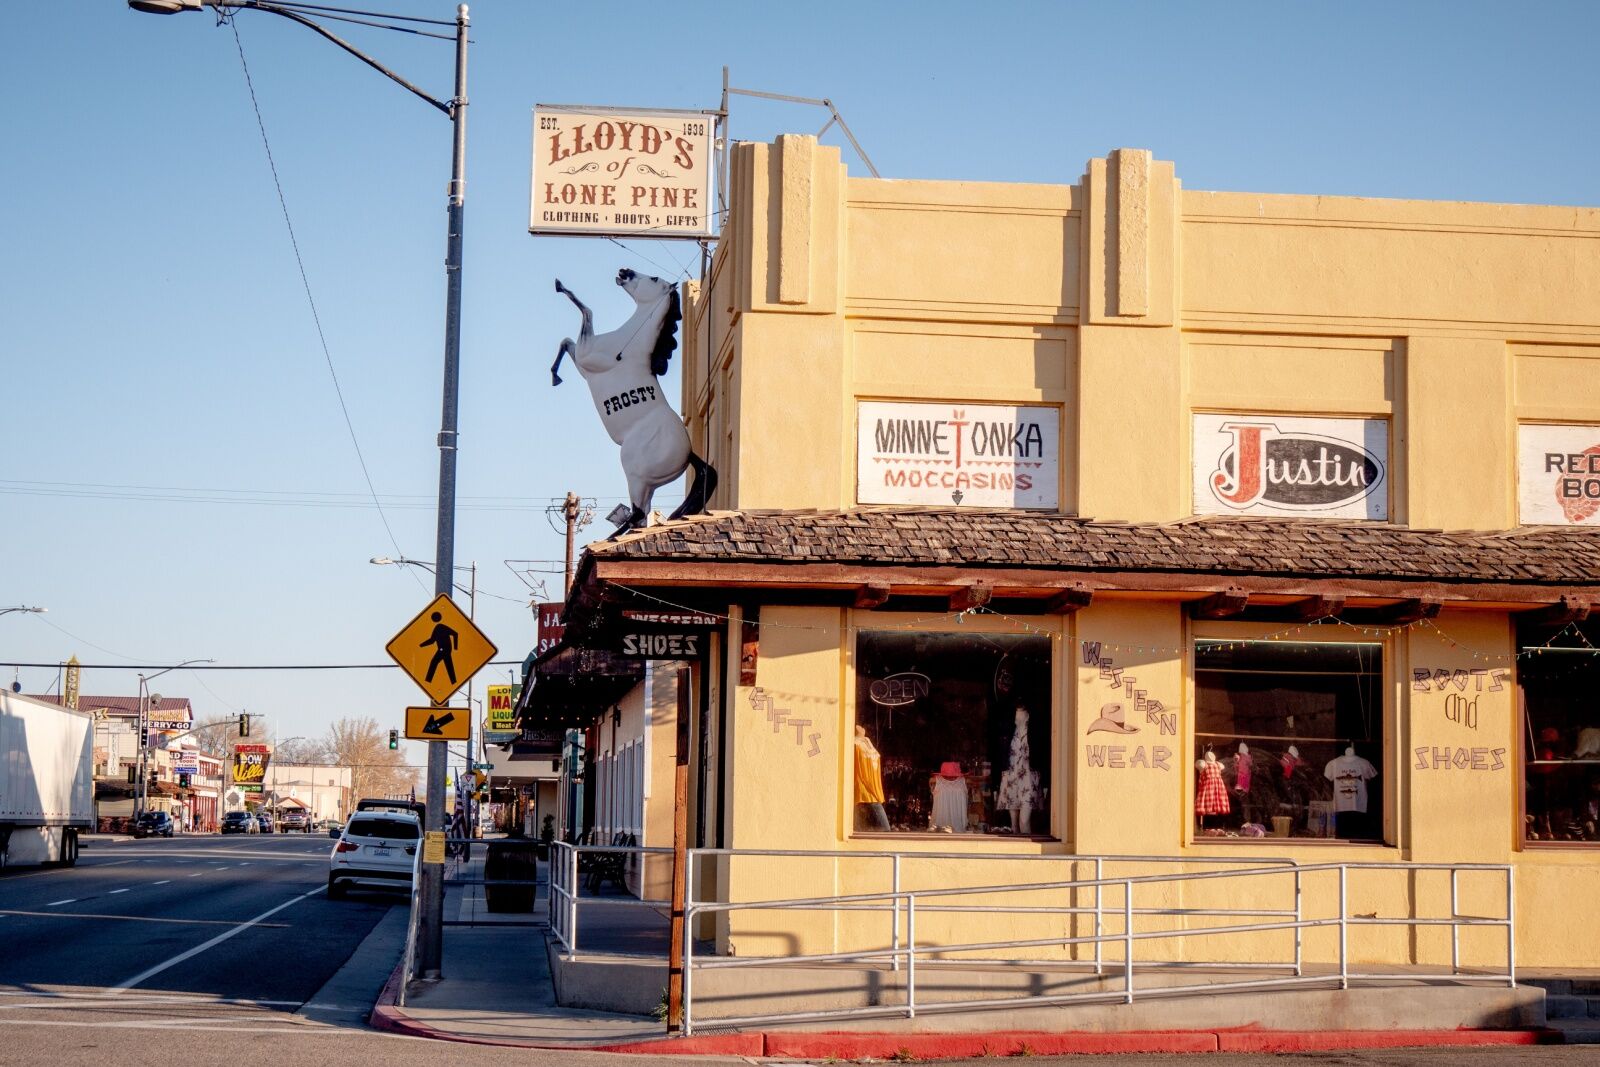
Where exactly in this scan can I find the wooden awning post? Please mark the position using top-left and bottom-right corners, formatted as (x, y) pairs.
(666, 662), (693, 1032)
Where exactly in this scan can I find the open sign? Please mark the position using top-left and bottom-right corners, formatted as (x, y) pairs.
(868, 672), (931, 707)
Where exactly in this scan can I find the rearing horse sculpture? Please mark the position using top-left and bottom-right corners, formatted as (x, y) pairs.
(551, 268), (717, 535)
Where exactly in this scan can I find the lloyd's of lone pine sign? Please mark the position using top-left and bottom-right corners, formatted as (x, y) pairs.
(857, 401), (1060, 509)
(1193, 414), (1389, 520)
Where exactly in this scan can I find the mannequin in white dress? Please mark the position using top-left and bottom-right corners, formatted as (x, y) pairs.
(996, 706), (1038, 833)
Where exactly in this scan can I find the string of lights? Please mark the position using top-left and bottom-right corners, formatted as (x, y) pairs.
(609, 583), (1600, 665)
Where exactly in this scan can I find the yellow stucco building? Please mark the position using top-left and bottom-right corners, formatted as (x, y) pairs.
(542, 138), (1600, 976)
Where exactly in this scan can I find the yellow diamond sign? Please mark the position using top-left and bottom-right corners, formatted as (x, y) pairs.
(386, 593), (497, 706)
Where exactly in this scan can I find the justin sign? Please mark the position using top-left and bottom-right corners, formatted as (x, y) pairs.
(857, 401), (1060, 509)
(529, 106), (714, 239)
(1193, 414), (1388, 520)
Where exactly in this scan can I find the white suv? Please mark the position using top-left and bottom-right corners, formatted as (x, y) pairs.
(328, 811), (421, 898)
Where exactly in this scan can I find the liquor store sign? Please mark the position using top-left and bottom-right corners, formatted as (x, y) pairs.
(1193, 414), (1389, 520)
(857, 401), (1060, 510)
(529, 106), (714, 239)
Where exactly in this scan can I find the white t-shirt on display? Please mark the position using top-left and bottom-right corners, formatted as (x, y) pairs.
(1324, 753), (1377, 813)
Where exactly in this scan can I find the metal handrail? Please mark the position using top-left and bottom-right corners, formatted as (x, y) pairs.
(671, 852), (1513, 1036)
(395, 853), (422, 1007)
(548, 840), (674, 957)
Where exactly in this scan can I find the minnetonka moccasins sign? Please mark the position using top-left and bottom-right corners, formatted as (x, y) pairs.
(1193, 414), (1389, 520)
(1518, 423), (1600, 526)
(529, 106), (714, 239)
(857, 401), (1060, 509)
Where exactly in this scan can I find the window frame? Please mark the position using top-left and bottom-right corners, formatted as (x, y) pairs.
(846, 613), (1062, 842)
(1187, 620), (1397, 848)
(1516, 622), (1600, 850)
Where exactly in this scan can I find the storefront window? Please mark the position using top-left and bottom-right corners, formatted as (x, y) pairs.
(1194, 640), (1384, 842)
(1521, 622), (1600, 845)
(854, 630), (1052, 836)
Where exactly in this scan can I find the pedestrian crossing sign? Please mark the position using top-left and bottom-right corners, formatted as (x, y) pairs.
(386, 593), (498, 706)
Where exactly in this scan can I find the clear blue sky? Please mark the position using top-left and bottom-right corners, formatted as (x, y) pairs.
(3, 1), (1597, 762)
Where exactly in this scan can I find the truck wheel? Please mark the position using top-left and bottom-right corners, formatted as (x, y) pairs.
(62, 830), (79, 867)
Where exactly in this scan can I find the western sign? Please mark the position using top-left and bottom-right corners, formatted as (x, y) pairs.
(529, 106), (714, 239)
(857, 400), (1060, 509)
(1518, 423), (1600, 526)
(1194, 414), (1388, 520)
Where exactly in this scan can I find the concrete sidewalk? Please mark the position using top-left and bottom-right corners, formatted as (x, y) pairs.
(367, 852), (1576, 1057)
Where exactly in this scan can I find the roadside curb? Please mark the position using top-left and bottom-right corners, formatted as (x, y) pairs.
(369, 965), (1558, 1058)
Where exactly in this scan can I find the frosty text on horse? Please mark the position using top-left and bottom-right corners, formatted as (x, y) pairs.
(551, 268), (717, 535)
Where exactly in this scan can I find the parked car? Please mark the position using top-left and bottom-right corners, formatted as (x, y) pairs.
(328, 811), (420, 899)
(132, 811), (174, 839)
(221, 811), (259, 834)
(279, 811), (310, 833)
(255, 813), (275, 834)
(355, 798), (425, 824)
(323, 820), (344, 838)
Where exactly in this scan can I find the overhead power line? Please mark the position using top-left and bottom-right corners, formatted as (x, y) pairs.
(0, 660), (525, 671)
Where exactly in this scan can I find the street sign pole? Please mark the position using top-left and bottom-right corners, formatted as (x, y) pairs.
(416, 3), (470, 986)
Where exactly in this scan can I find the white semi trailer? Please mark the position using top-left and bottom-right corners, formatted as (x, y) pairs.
(0, 691), (93, 867)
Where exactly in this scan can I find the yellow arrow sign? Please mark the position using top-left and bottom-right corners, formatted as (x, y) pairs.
(386, 593), (498, 706)
(405, 705), (470, 742)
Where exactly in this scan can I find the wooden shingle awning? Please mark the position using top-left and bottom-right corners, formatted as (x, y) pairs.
(565, 509), (1600, 624)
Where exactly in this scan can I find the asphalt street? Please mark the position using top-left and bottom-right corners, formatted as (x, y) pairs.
(0, 832), (389, 998)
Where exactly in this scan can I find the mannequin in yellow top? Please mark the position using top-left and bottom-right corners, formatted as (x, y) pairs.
(853, 725), (890, 831)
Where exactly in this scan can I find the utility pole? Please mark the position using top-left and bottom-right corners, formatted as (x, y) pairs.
(563, 491), (580, 597)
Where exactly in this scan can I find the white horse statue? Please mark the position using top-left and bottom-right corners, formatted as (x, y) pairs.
(551, 268), (717, 535)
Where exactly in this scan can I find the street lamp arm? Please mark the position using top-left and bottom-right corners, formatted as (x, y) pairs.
(218, 2), (452, 115)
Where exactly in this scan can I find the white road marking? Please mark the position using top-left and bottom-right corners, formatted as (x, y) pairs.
(0, 991), (301, 1007)
(110, 885), (325, 993)
(152, 880), (171, 886)
(0, 1018), (372, 1035)
(108, 889), (129, 895)
(45, 900), (75, 907)
(214, 866), (230, 870)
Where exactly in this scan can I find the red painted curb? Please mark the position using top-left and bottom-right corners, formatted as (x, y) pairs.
(762, 1030), (1221, 1058)
(1216, 1029), (1553, 1052)
(592, 1034), (765, 1056)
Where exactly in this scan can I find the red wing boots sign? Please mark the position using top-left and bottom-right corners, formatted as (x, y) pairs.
(1193, 414), (1389, 520)
(1518, 423), (1600, 525)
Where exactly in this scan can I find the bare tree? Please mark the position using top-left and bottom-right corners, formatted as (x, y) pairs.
(275, 736), (334, 765)
(325, 716), (417, 801)
(187, 714), (243, 759)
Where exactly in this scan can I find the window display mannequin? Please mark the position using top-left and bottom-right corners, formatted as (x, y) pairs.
(929, 761), (968, 833)
(1195, 748), (1230, 828)
(996, 705), (1039, 834)
(1232, 741), (1255, 824)
(853, 725), (890, 832)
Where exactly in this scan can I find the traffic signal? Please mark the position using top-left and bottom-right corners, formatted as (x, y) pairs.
(238, 713), (249, 737)
(388, 728), (399, 750)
